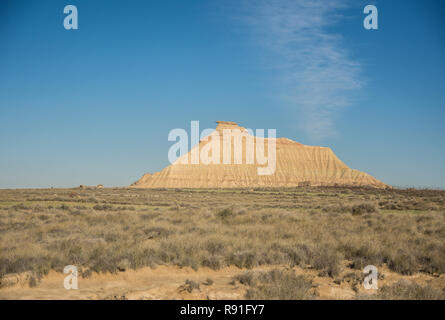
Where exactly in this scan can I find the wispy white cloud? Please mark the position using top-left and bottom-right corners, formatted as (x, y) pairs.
(239, 0), (361, 139)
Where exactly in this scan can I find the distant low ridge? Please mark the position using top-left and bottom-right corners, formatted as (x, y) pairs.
(132, 121), (388, 188)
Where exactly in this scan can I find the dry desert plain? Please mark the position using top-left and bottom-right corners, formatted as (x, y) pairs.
(0, 186), (444, 299)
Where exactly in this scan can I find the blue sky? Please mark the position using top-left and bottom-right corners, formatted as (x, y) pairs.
(0, 0), (444, 188)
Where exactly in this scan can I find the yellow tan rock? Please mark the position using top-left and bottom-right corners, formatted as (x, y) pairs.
(132, 121), (388, 188)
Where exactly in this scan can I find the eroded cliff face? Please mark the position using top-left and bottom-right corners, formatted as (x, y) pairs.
(132, 121), (388, 188)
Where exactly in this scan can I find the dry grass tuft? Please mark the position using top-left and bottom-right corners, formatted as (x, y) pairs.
(377, 280), (444, 300)
(235, 269), (314, 300)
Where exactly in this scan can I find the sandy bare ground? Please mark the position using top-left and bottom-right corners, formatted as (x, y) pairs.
(1, 263), (443, 300)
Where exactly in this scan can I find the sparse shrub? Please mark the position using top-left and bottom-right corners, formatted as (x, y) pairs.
(216, 208), (234, 220)
(343, 243), (384, 270)
(202, 255), (224, 270)
(427, 253), (445, 274)
(87, 247), (121, 274)
(81, 268), (93, 278)
(87, 196), (99, 203)
(235, 271), (258, 286)
(93, 204), (113, 211)
(32, 205), (44, 213)
(323, 204), (351, 213)
(28, 275), (38, 287)
(352, 203), (378, 215)
(388, 251), (418, 275)
(59, 204), (70, 211)
(311, 246), (342, 277)
(38, 214), (49, 221)
(237, 269), (314, 300)
(280, 243), (313, 267)
(341, 271), (363, 287)
(378, 280), (444, 300)
(203, 278), (214, 286)
(139, 213), (158, 220)
(143, 227), (171, 239)
(12, 203), (29, 210)
(205, 239), (226, 255)
(229, 251), (258, 269)
(350, 256), (380, 270)
(180, 279), (200, 293)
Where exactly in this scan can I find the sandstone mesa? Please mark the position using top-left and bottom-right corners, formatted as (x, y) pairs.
(132, 121), (388, 188)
